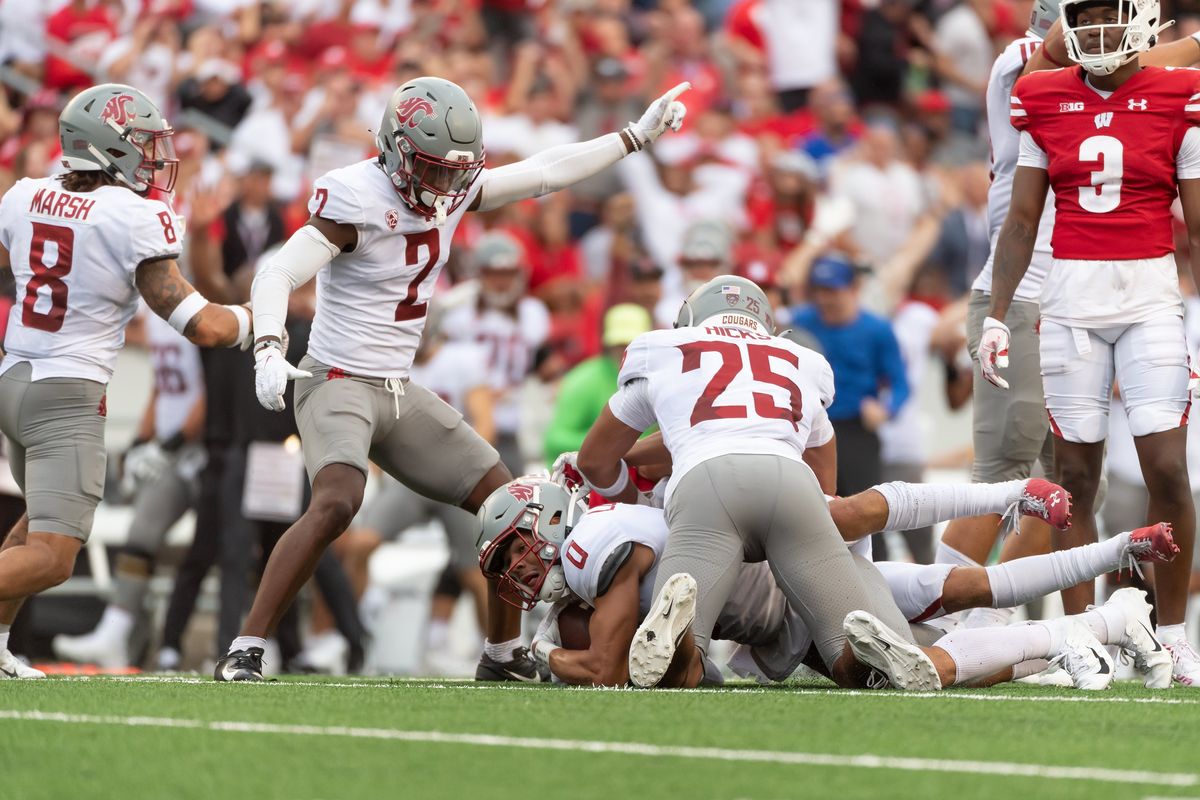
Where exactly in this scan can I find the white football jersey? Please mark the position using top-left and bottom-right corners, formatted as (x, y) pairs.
(0, 177), (183, 382)
(144, 310), (203, 440)
(304, 159), (484, 378)
(610, 323), (835, 503)
(973, 36), (1054, 303)
(442, 295), (549, 433)
(410, 340), (488, 413)
(561, 502), (668, 612)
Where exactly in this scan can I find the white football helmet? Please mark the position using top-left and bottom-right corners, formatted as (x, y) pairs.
(1028, 0), (1064, 38)
(1061, 0), (1170, 76)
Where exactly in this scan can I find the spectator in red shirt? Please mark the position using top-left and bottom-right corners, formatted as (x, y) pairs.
(44, 0), (116, 93)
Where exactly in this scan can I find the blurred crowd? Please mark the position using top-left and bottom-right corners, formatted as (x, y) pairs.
(3, 0), (1196, 674)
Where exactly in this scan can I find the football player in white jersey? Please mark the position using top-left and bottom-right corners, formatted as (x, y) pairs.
(52, 310), (205, 668)
(574, 274), (931, 689)
(216, 76), (692, 681)
(0, 84), (253, 679)
(478, 478), (1174, 690)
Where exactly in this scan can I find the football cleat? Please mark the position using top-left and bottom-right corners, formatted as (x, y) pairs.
(1120, 523), (1179, 570)
(628, 572), (697, 688)
(844, 610), (942, 691)
(1163, 637), (1200, 687)
(213, 647), (265, 682)
(1018, 478), (1072, 530)
(52, 628), (130, 669)
(475, 647), (548, 682)
(1103, 588), (1172, 689)
(0, 648), (44, 679)
(1049, 621), (1114, 691)
(1013, 663), (1075, 687)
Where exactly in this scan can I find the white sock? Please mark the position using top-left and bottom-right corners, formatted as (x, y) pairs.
(230, 635), (266, 653)
(1157, 623), (1186, 644)
(936, 540), (981, 568)
(427, 620), (449, 651)
(1075, 607), (1124, 645)
(1011, 658), (1051, 679)
(964, 606), (1015, 629)
(0, 627), (8, 652)
(876, 480), (1025, 535)
(484, 637), (521, 662)
(97, 604), (135, 638)
(935, 622), (1055, 685)
(985, 533), (1130, 608)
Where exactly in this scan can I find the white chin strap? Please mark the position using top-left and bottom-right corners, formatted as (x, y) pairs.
(539, 566), (567, 604)
(433, 196), (450, 226)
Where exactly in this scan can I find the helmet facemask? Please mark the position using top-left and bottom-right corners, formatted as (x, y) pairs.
(478, 504), (568, 611)
(1062, 0), (1168, 76)
(393, 136), (483, 225)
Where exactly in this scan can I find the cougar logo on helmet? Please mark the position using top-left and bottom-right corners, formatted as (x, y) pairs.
(100, 95), (137, 127)
(395, 97), (437, 129)
(507, 483), (535, 502)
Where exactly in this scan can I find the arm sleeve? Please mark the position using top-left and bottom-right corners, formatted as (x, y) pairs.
(250, 225), (340, 342)
(1017, 131), (1049, 170)
(877, 321), (911, 418)
(607, 378), (656, 432)
(1178, 127), (1200, 179)
(476, 133), (629, 212)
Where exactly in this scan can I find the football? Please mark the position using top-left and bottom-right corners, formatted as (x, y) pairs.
(557, 602), (593, 650)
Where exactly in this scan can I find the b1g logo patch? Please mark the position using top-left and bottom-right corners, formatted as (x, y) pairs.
(385, 209), (399, 230)
(395, 97), (436, 129)
(507, 483), (535, 502)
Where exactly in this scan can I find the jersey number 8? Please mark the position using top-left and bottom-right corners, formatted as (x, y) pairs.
(23, 222), (74, 333)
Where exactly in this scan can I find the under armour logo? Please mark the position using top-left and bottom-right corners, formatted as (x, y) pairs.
(1094, 112), (1113, 129)
(1048, 490), (1062, 507)
(1128, 98), (1148, 111)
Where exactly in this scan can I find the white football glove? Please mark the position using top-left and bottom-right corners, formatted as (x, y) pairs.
(531, 601), (567, 667)
(121, 440), (170, 495)
(550, 451), (584, 491)
(978, 316), (1011, 390)
(254, 344), (312, 412)
(629, 82), (690, 148)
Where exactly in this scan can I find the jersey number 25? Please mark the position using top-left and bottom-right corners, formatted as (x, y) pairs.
(678, 341), (804, 430)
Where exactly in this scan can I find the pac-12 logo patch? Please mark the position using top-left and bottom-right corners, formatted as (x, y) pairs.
(101, 94), (137, 127)
(385, 208), (399, 230)
(395, 97), (437, 129)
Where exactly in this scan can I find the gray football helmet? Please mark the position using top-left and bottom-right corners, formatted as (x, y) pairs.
(376, 77), (485, 223)
(59, 83), (178, 193)
(675, 275), (776, 334)
(1028, 0), (1064, 37)
(477, 477), (587, 610)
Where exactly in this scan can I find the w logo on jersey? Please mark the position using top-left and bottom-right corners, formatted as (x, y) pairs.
(507, 483), (535, 502)
(1094, 112), (1113, 129)
(100, 94), (137, 127)
(1128, 98), (1149, 111)
(395, 97), (437, 129)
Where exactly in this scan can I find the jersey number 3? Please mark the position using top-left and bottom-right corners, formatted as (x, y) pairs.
(23, 221), (74, 333)
(1078, 135), (1123, 214)
(395, 229), (440, 322)
(678, 341), (804, 430)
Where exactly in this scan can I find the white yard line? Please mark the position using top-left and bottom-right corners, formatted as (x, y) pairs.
(49, 674), (1200, 707)
(0, 709), (1194, 788)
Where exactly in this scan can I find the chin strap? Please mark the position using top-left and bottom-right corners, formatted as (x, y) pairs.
(433, 196), (450, 226)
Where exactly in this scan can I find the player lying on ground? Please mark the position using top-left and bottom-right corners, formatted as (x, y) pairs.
(0, 84), (254, 679)
(215, 77), (692, 682)
(477, 478), (1176, 690)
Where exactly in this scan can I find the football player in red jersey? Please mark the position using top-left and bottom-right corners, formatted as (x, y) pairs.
(983, 0), (1200, 684)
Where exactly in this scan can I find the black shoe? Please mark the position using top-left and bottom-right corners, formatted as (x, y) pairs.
(214, 647), (265, 682)
(475, 646), (548, 682)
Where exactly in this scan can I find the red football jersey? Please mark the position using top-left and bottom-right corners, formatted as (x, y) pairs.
(1010, 66), (1200, 260)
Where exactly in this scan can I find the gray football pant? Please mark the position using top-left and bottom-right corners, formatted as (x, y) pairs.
(659, 454), (915, 667)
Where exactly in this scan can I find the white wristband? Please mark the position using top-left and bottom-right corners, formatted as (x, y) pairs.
(167, 291), (209, 335)
(583, 459), (630, 497)
(1191, 30), (1200, 46)
(531, 638), (561, 666)
(225, 304), (251, 348)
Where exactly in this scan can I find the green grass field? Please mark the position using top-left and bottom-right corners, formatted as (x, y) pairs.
(3, 676), (1200, 800)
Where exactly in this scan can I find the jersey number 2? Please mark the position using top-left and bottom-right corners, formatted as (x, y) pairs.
(678, 341), (804, 430)
(23, 221), (74, 333)
(395, 229), (440, 322)
(1078, 135), (1123, 214)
